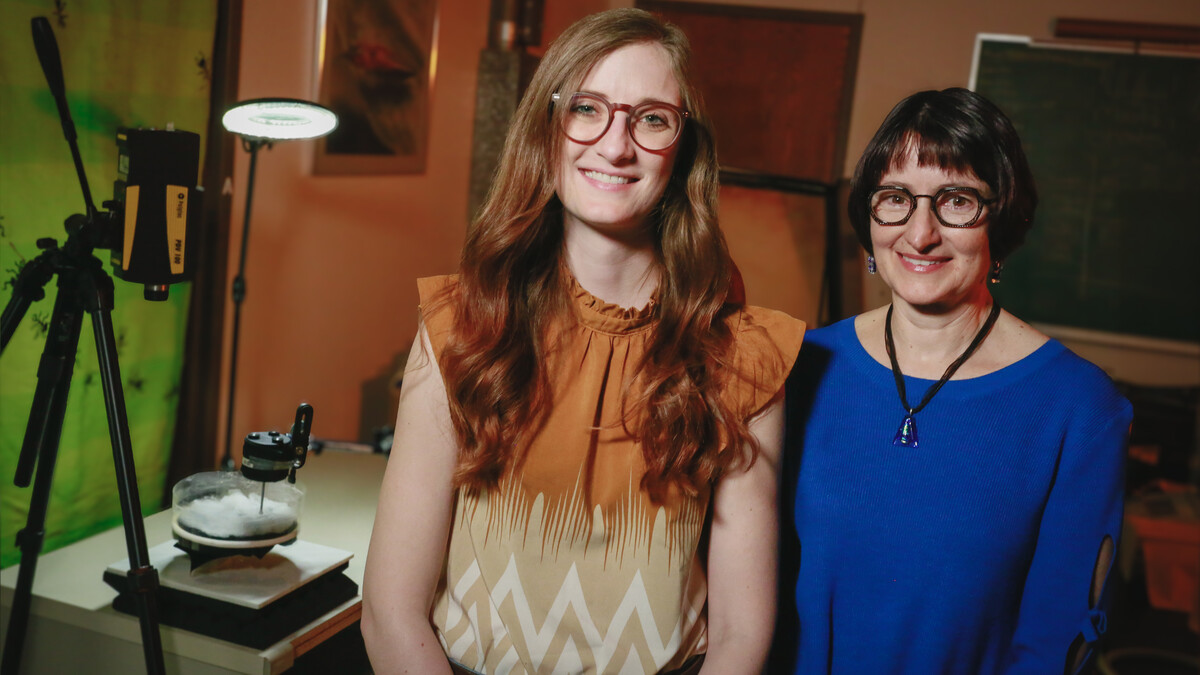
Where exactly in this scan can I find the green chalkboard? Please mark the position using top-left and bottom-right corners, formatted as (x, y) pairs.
(972, 37), (1200, 343)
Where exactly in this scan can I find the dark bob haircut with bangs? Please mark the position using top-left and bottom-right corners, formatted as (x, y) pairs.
(847, 87), (1037, 262)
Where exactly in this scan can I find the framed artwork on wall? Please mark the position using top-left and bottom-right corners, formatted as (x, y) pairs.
(313, 0), (439, 175)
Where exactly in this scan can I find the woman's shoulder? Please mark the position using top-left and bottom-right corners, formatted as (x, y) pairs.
(729, 304), (807, 364)
(966, 329), (1132, 427)
(1038, 339), (1130, 408)
(721, 305), (807, 416)
(416, 274), (461, 356)
(417, 274), (459, 305)
(734, 303), (807, 333)
(989, 312), (1122, 404)
(808, 313), (865, 346)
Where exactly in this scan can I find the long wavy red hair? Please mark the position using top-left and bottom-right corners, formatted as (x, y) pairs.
(434, 8), (756, 498)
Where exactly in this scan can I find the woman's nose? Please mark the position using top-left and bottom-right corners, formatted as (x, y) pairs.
(905, 199), (942, 250)
(595, 112), (636, 163)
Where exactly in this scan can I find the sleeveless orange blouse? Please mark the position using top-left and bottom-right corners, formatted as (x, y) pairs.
(417, 274), (804, 674)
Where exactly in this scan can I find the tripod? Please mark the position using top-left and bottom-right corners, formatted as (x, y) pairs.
(0, 17), (166, 675)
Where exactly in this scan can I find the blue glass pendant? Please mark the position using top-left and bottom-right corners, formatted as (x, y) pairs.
(893, 414), (918, 447)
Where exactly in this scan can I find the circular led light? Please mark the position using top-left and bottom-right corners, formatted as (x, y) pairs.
(221, 98), (338, 141)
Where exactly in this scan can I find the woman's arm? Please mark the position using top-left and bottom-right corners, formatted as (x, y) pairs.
(361, 322), (459, 674)
(1004, 402), (1132, 674)
(700, 391), (786, 675)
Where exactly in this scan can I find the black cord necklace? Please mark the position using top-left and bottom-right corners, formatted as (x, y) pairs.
(883, 301), (1001, 447)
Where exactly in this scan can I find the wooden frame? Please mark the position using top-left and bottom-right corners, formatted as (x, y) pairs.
(1054, 17), (1200, 45)
(637, 1), (863, 323)
(312, 0), (439, 175)
(637, 1), (861, 186)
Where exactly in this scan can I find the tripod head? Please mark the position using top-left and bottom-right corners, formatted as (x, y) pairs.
(30, 16), (201, 302)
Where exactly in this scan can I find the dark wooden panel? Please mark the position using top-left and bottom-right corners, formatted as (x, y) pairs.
(639, 1), (861, 184)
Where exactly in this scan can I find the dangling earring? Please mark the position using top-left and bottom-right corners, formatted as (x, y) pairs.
(989, 259), (1004, 284)
(866, 255), (877, 275)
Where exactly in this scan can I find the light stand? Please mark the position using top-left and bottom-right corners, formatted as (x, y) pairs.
(218, 99), (336, 470)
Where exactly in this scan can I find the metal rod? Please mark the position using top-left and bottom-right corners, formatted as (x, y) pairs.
(221, 139), (264, 470)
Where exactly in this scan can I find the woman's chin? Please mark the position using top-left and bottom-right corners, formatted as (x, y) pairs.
(889, 287), (988, 314)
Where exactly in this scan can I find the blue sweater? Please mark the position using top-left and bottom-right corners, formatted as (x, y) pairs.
(777, 317), (1132, 675)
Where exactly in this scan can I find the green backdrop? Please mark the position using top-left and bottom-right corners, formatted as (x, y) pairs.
(0, 1), (217, 568)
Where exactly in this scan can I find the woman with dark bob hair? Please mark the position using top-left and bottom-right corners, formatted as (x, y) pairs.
(775, 88), (1131, 674)
(361, 8), (804, 674)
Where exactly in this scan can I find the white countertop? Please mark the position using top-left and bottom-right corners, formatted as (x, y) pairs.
(0, 450), (387, 674)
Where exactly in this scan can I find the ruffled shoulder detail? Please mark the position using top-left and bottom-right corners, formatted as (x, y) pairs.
(723, 306), (806, 420)
(417, 274), (460, 359)
(568, 273), (657, 335)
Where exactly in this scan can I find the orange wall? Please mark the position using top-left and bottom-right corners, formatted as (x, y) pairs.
(224, 0), (1200, 460)
(224, 0), (487, 453)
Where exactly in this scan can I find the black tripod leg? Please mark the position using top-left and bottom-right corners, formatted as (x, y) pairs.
(87, 274), (166, 675)
(1, 249), (54, 353)
(1, 279), (81, 674)
(0, 293), (35, 351)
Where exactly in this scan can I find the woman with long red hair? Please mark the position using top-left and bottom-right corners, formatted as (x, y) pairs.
(361, 9), (804, 674)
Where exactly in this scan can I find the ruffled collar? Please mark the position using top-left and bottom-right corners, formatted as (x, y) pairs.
(567, 273), (658, 335)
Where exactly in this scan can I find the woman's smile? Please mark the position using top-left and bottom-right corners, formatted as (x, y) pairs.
(580, 168), (638, 186)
